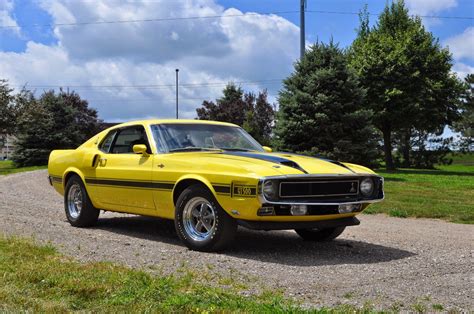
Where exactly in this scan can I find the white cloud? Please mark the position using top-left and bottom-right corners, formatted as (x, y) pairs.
(0, 0), (299, 121)
(444, 27), (474, 62)
(405, 0), (458, 27)
(452, 62), (474, 79)
(0, 0), (20, 36)
(405, 0), (457, 16)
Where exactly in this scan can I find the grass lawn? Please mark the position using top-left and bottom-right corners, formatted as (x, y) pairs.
(0, 237), (301, 312)
(0, 160), (46, 175)
(367, 154), (474, 224)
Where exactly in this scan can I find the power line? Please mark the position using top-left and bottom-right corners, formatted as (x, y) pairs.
(16, 79), (284, 90)
(1, 9), (471, 29)
(84, 98), (212, 102)
(306, 10), (474, 20)
(0, 11), (300, 29)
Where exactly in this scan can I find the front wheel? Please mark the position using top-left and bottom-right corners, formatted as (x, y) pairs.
(175, 184), (237, 252)
(295, 226), (346, 242)
(64, 175), (99, 227)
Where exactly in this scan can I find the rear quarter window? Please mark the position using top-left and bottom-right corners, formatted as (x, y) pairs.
(99, 130), (117, 153)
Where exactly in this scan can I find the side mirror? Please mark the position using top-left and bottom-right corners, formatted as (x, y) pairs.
(133, 144), (149, 156)
(262, 146), (273, 153)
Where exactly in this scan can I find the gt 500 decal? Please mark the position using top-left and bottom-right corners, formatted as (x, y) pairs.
(233, 185), (257, 197)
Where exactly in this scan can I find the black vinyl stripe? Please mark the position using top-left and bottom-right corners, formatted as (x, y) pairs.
(328, 161), (355, 173)
(84, 177), (235, 195)
(85, 178), (174, 190)
(281, 153), (356, 173)
(89, 177), (175, 183)
(213, 185), (231, 194)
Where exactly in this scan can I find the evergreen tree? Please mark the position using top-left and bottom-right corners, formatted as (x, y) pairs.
(0, 80), (15, 136)
(13, 89), (102, 166)
(453, 74), (473, 151)
(196, 84), (249, 126)
(349, 0), (463, 169)
(275, 42), (379, 166)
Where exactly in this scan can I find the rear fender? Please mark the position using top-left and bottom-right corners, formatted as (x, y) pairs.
(63, 167), (87, 187)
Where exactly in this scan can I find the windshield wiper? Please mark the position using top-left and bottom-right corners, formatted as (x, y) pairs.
(168, 147), (222, 153)
(219, 148), (256, 152)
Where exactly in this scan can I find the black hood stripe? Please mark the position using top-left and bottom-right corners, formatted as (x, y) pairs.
(312, 156), (355, 173)
(223, 151), (355, 174)
(221, 152), (308, 174)
(275, 152), (356, 173)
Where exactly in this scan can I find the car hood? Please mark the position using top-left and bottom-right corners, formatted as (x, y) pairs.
(199, 151), (375, 177)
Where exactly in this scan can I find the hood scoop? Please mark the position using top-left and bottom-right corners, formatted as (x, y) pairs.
(278, 160), (308, 174)
(221, 152), (308, 174)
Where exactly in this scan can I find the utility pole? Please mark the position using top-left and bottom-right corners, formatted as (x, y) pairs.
(300, 0), (306, 59)
(175, 68), (179, 119)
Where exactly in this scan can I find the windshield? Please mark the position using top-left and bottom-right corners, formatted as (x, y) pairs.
(151, 123), (264, 153)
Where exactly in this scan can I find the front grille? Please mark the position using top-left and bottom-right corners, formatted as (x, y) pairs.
(279, 180), (359, 198)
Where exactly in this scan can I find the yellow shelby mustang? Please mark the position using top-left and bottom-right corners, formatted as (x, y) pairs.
(48, 119), (384, 251)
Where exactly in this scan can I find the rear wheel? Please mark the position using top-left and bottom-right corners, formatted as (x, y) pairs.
(295, 226), (345, 242)
(64, 175), (99, 227)
(175, 184), (237, 252)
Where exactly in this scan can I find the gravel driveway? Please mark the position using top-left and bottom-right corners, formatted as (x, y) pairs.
(0, 170), (472, 311)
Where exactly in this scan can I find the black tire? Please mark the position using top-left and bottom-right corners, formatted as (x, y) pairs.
(295, 226), (346, 242)
(174, 184), (237, 252)
(64, 175), (99, 227)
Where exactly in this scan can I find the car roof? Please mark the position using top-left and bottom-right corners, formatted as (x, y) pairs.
(109, 119), (239, 129)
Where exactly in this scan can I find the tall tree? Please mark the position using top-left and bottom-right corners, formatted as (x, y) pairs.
(453, 74), (474, 151)
(196, 83), (274, 145)
(196, 84), (249, 126)
(275, 42), (379, 166)
(0, 80), (15, 136)
(13, 89), (102, 166)
(349, 0), (463, 169)
(253, 90), (275, 145)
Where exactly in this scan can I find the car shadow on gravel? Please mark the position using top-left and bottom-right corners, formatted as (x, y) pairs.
(94, 215), (416, 266)
(228, 229), (417, 266)
(94, 215), (181, 244)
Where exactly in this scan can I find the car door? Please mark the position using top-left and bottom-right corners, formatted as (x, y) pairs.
(88, 125), (155, 212)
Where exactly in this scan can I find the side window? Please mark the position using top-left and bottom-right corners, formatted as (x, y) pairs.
(110, 126), (150, 154)
(99, 131), (116, 153)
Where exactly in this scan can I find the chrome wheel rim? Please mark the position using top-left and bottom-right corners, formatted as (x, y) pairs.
(67, 184), (83, 219)
(182, 197), (216, 242)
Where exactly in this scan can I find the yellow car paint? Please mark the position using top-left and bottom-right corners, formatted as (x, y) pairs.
(48, 119), (382, 223)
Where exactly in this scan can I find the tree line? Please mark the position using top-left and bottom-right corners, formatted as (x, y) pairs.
(0, 81), (102, 166)
(198, 1), (473, 169)
(0, 0), (472, 169)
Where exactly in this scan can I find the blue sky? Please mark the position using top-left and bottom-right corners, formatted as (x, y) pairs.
(0, 0), (473, 122)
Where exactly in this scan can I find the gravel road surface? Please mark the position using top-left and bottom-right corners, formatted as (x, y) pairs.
(0, 170), (472, 311)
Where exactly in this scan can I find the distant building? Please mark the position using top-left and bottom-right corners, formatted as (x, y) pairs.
(0, 135), (16, 160)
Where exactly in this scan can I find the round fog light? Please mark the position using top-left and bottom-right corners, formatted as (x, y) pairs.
(338, 204), (361, 214)
(290, 205), (308, 216)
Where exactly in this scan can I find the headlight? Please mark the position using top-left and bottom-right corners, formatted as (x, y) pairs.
(263, 180), (277, 199)
(360, 178), (374, 196)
